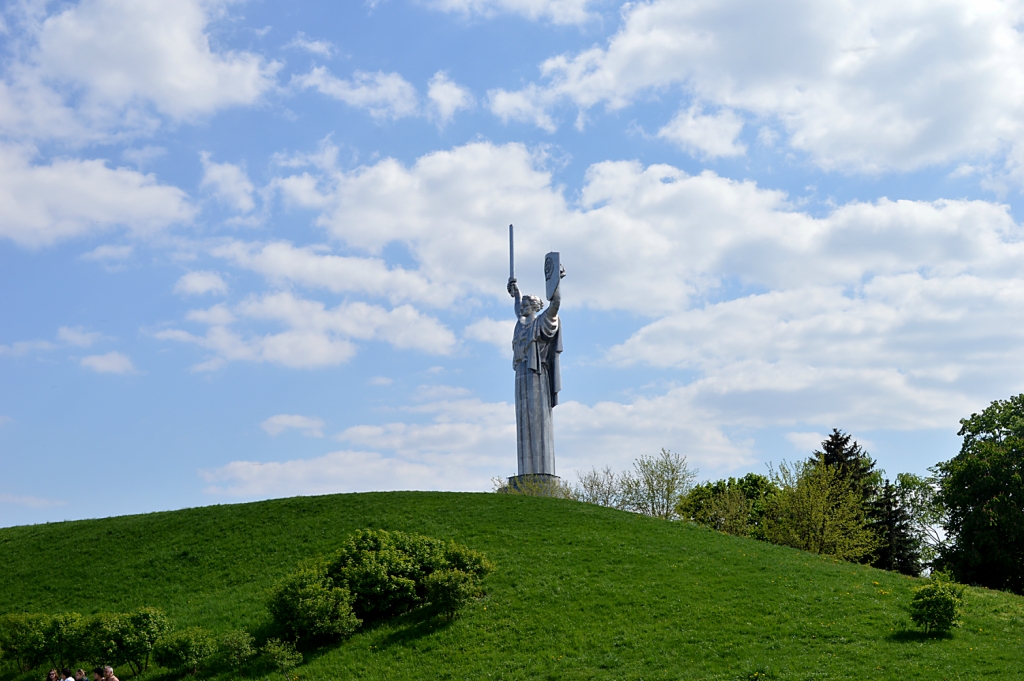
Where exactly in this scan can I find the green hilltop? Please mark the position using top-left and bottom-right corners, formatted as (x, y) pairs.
(1, 491), (1022, 680)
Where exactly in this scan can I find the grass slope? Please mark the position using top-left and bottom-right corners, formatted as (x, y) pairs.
(1, 492), (1022, 680)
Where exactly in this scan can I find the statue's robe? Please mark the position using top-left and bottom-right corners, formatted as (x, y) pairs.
(512, 306), (561, 476)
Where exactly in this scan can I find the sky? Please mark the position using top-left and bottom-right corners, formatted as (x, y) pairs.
(3, 0), (1024, 526)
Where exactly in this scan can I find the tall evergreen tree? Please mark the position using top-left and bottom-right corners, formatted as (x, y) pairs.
(870, 480), (922, 576)
(810, 428), (880, 502)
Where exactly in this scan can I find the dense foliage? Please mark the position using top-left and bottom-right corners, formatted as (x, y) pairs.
(935, 393), (1024, 593)
(267, 529), (494, 641)
(152, 627), (216, 675)
(0, 609), (169, 674)
(909, 572), (966, 634)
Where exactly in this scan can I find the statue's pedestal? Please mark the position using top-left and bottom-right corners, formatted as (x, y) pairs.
(507, 473), (562, 496)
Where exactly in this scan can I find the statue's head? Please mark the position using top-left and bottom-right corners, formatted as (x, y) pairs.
(521, 295), (544, 315)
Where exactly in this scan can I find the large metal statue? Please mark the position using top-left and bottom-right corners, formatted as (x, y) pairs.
(506, 224), (565, 484)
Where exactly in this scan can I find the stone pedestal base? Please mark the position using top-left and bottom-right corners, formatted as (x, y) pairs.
(507, 473), (563, 496)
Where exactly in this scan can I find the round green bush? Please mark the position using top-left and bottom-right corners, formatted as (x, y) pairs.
(424, 569), (477, 617)
(267, 560), (360, 641)
(152, 627), (216, 675)
(910, 572), (966, 634)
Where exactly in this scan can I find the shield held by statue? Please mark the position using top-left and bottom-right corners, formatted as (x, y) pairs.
(544, 251), (560, 301)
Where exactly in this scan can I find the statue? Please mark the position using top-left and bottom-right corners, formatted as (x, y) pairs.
(506, 224), (565, 485)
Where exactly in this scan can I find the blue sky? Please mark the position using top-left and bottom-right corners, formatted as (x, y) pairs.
(4, 0), (1024, 526)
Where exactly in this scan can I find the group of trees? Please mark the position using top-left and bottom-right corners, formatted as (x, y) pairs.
(522, 392), (1024, 595)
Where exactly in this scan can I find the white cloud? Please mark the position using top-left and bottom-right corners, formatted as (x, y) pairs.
(490, 0), (1024, 174)
(0, 145), (194, 248)
(368, 376), (393, 386)
(464, 317), (514, 354)
(0, 493), (66, 508)
(211, 240), (448, 305)
(81, 351), (135, 374)
(201, 449), (448, 497)
(785, 432), (826, 453)
(657, 105), (747, 159)
(33, 0), (279, 121)
(121, 146), (166, 168)
(174, 271), (228, 296)
(255, 139), (1024, 434)
(57, 326), (103, 347)
(293, 67), (418, 119)
(157, 292), (456, 370)
(200, 153), (255, 213)
(81, 244), (133, 260)
(424, 0), (595, 25)
(261, 414), (325, 437)
(427, 71), (473, 125)
(205, 384), (757, 497)
(285, 32), (334, 57)
(488, 84), (557, 132)
(0, 340), (55, 356)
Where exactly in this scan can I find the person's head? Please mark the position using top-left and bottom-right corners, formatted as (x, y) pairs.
(75, 669), (86, 680)
(102, 667), (114, 679)
(92, 667), (103, 681)
(62, 669), (72, 679)
(520, 295), (543, 316)
(47, 670), (58, 681)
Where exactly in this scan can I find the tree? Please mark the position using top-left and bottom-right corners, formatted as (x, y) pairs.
(810, 429), (881, 503)
(620, 449), (696, 520)
(935, 394), (1024, 593)
(573, 466), (624, 509)
(895, 472), (947, 568)
(869, 480), (921, 576)
(677, 473), (779, 538)
(764, 460), (877, 561)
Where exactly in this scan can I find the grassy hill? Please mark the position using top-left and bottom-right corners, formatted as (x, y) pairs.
(1, 492), (1022, 680)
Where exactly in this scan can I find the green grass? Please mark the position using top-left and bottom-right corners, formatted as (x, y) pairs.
(1, 491), (1022, 680)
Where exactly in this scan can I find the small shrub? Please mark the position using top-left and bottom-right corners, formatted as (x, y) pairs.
(268, 559), (360, 641)
(261, 638), (302, 678)
(153, 627), (216, 675)
(121, 608), (170, 674)
(0, 613), (50, 671)
(216, 629), (256, 671)
(910, 571), (966, 634)
(424, 569), (477, 618)
(82, 612), (130, 668)
(42, 612), (84, 670)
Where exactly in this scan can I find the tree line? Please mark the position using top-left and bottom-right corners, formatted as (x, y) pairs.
(503, 393), (1024, 594)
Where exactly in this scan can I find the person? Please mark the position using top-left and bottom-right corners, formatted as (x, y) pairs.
(46, 670), (58, 681)
(61, 670), (73, 681)
(75, 670), (87, 681)
(91, 667), (103, 681)
(102, 666), (119, 681)
(507, 264), (564, 478)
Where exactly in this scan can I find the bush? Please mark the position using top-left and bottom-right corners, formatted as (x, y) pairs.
(216, 629), (256, 671)
(82, 612), (132, 669)
(261, 638), (302, 678)
(121, 608), (169, 674)
(424, 570), (477, 618)
(153, 627), (216, 675)
(910, 572), (966, 634)
(0, 613), (49, 671)
(327, 529), (494, 621)
(42, 612), (84, 670)
(268, 559), (360, 641)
